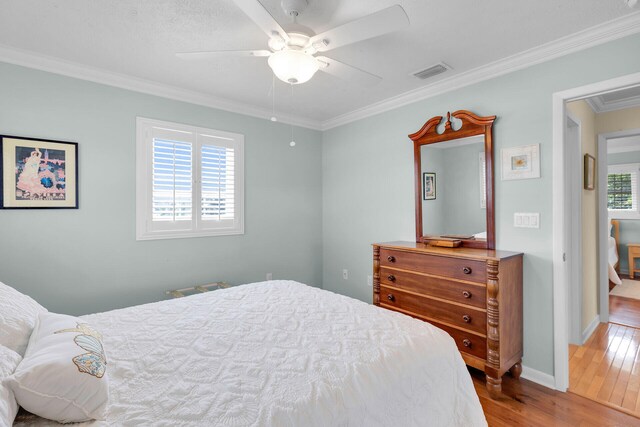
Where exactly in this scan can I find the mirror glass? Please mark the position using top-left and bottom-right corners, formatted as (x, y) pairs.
(420, 135), (487, 239)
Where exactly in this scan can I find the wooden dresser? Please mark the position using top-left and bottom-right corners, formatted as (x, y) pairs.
(373, 241), (523, 397)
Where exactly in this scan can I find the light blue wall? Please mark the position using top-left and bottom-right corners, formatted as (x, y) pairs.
(0, 62), (323, 316)
(442, 143), (485, 235)
(615, 220), (640, 274)
(608, 150), (640, 273)
(420, 146), (444, 234)
(422, 143), (485, 236)
(322, 33), (640, 376)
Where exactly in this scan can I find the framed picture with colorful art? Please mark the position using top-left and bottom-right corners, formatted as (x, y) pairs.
(0, 135), (78, 209)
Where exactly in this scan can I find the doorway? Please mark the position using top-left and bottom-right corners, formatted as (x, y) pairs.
(552, 71), (640, 394)
(599, 128), (640, 329)
(559, 82), (640, 416)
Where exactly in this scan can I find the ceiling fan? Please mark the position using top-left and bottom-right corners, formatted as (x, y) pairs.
(177, 0), (409, 85)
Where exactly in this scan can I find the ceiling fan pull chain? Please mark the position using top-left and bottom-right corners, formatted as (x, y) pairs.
(290, 83), (296, 147)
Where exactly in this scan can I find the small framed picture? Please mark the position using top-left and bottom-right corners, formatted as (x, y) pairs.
(501, 144), (540, 181)
(584, 154), (596, 190)
(1, 135), (78, 209)
(423, 172), (436, 200)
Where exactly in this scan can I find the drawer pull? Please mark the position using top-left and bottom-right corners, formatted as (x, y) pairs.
(387, 294), (395, 302)
(463, 339), (472, 348)
(462, 267), (472, 275)
(462, 290), (472, 298)
(387, 274), (396, 282)
(387, 256), (396, 263)
(462, 315), (471, 323)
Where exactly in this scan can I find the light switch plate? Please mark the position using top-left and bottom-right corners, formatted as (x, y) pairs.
(514, 212), (540, 228)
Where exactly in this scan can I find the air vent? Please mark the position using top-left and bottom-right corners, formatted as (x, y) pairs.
(411, 63), (451, 80)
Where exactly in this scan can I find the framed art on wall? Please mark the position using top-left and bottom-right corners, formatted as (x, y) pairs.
(423, 172), (436, 200)
(501, 143), (540, 181)
(584, 153), (595, 190)
(0, 135), (78, 209)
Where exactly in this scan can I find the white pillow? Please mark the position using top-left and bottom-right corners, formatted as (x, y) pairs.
(0, 345), (22, 426)
(0, 281), (47, 356)
(8, 312), (109, 423)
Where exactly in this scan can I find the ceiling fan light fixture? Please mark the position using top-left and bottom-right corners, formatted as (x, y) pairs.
(268, 50), (319, 84)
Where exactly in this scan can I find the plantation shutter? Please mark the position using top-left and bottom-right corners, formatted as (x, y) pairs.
(137, 118), (244, 240)
(608, 163), (640, 219)
(201, 144), (235, 221)
(152, 139), (193, 221)
(199, 133), (239, 231)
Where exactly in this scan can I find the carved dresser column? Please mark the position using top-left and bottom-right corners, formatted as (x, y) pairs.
(373, 245), (380, 306)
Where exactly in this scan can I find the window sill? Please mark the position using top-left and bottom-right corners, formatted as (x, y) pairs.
(136, 228), (244, 241)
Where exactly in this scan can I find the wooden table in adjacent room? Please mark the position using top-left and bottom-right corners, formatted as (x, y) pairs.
(628, 243), (640, 279)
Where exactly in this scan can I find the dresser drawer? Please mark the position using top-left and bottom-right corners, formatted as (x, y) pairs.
(380, 249), (487, 283)
(380, 267), (486, 308)
(431, 321), (487, 360)
(379, 285), (486, 335)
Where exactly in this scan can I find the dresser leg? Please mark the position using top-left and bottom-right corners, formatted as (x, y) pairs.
(486, 374), (502, 398)
(509, 361), (522, 379)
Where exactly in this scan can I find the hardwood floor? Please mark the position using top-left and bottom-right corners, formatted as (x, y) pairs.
(611, 295), (640, 329)
(471, 367), (640, 426)
(568, 322), (640, 422)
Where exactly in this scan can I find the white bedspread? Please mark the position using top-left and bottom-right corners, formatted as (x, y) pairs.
(609, 236), (622, 286)
(16, 281), (486, 427)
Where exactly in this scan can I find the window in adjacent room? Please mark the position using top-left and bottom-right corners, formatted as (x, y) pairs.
(607, 163), (640, 219)
(136, 117), (244, 240)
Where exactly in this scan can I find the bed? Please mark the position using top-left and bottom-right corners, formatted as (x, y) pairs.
(609, 219), (622, 287)
(9, 280), (486, 426)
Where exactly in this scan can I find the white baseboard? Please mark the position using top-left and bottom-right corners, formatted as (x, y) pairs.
(521, 365), (556, 390)
(582, 315), (601, 344)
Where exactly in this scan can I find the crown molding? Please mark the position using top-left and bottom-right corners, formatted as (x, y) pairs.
(0, 44), (323, 131)
(321, 11), (640, 130)
(585, 92), (640, 113)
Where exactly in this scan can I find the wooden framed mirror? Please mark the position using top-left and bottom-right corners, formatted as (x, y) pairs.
(409, 110), (496, 249)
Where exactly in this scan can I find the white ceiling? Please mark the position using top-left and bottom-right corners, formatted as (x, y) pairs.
(608, 135), (640, 153)
(587, 85), (640, 113)
(0, 1), (638, 125)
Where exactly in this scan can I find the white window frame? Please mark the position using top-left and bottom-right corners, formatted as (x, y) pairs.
(607, 162), (640, 220)
(136, 117), (244, 240)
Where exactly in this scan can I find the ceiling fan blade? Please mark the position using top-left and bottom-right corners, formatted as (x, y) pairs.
(310, 5), (409, 53)
(176, 50), (272, 59)
(316, 56), (382, 87)
(233, 0), (290, 42)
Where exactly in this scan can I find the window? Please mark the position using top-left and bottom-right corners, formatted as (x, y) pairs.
(607, 163), (640, 219)
(136, 118), (244, 240)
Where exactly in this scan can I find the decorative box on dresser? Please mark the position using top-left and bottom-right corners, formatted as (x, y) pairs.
(372, 241), (523, 397)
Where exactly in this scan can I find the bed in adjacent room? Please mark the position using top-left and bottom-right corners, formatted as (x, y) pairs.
(609, 219), (622, 287)
(3, 280), (486, 426)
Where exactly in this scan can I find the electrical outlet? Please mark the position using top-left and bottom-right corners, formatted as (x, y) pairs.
(266, 273), (273, 281)
(367, 275), (373, 287)
(343, 269), (349, 280)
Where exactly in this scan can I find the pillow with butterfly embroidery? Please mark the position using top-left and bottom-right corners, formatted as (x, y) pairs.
(7, 312), (109, 423)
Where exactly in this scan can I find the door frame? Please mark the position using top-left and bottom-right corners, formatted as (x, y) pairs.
(598, 128), (640, 325)
(552, 71), (640, 391)
(565, 111), (583, 346)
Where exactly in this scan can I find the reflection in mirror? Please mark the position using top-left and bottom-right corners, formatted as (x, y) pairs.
(421, 135), (487, 239)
